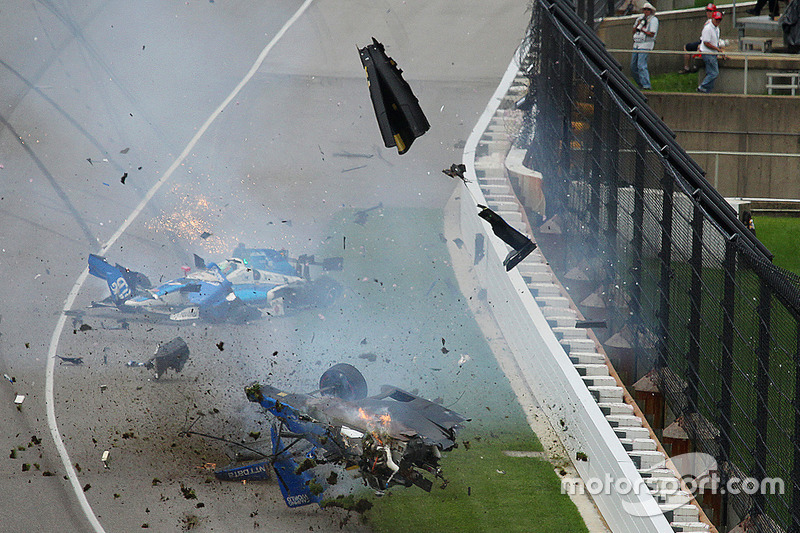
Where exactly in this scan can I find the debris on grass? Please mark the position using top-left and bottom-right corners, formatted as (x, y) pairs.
(180, 483), (197, 500)
(322, 495), (373, 513)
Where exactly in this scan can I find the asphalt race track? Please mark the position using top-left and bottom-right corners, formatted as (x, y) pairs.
(0, 1), (528, 531)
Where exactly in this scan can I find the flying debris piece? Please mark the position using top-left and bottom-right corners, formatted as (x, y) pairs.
(575, 320), (607, 329)
(120, 172), (128, 184)
(354, 202), (383, 226)
(442, 163), (469, 184)
(56, 356), (84, 365)
(200, 231), (212, 240)
(477, 205), (537, 271)
(14, 394), (25, 405)
(120, 147), (130, 154)
(358, 38), (429, 155)
(145, 337), (190, 380)
(86, 158), (93, 165)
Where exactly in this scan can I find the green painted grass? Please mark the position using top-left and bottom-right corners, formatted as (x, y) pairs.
(366, 436), (587, 533)
(752, 216), (800, 275)
(649, 71), (699, 93)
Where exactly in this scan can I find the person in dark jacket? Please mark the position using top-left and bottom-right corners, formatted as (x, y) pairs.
(781, 0), (800, 53)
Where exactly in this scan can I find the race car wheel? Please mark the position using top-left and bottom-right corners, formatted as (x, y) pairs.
(319, 363), (367, 401)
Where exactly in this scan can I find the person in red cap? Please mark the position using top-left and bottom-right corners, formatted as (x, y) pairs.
(680, 3), (717, 73)
(698, 10), (726, 93)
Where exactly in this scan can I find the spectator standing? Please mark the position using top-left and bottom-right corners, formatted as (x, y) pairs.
(631, 3), (659, 90)
(747, 0), (780, 20)
(698, 10), (726, 93)
(680, 3), (717, 73)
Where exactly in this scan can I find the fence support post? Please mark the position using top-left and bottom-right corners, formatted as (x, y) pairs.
(752, 278), (771, 518)
(719, 237), (736, 530)
(657, 169), (674, 371)
(631, 134), (646, 382)
(793, 322), (800, 533)
(686, 202), (704, 414)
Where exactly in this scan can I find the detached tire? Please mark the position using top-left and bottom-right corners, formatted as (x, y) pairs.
(320, 363), (367, 401)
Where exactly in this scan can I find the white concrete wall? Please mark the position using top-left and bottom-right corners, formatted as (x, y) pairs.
(460, 57), (673, 533)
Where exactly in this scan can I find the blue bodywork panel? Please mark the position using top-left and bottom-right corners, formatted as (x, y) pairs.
(88, 254), (133, 305)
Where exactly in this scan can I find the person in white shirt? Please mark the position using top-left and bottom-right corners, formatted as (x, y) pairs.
(631, 3), (659, 90)
(680, 3), (717, 73)
(697, 10), (726, 93)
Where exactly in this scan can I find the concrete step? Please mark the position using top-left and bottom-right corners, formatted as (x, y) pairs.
(569, 351), (605, 364)
(535, 296), (570, 308)
(654, 490), (692, 506)
(483, 193), (517, 204)
(547, 315), (577, 328)
(481, 131), (509, 141)
(477, 176), (509, 186)
(526, 271), (554, 284)
(582, 375), (616, 388)
(616, 426), (650, 440)
(629, 450), (665, 470)
(588, 385), (624, 404)
(484, 139), (511, 153)
(496, 210), (523, 223)
(619, 437), (658, 451)
(539, 305), (577, 318)
(574, 363), (609, 377)
(481, 184), (513, 196)
(597, 402), (633, 416)
(605, 414), (642, 428)
(645, 476), (681, 492)
(632, 438), (657, 451)
(485, 123), (507, 133)
(560, 338), (596, 353)
(638, 467), (676, 480)
(516, 262), (550, 276)
(552, 326), (587, 339)
(661, 503), (700, 524)
(486, 200), (520, 212)
(474, 156), (504, 169)
(670, 521), (710, 532)
(529, 284), (561, 299)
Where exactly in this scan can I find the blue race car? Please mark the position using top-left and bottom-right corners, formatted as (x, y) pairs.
(205, 364), (466, 507)
(87, 248), (342, 323)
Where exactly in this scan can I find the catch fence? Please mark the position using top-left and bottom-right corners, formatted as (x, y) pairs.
(517, 1), (800, 531)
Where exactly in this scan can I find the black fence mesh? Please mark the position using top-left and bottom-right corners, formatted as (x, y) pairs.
(517, 1), (800, 531)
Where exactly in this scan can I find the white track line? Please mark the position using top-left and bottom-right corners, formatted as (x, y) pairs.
(44, 1), (316, 531)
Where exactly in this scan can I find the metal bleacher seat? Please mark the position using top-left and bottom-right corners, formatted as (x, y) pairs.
(766, 71), (800, 95)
